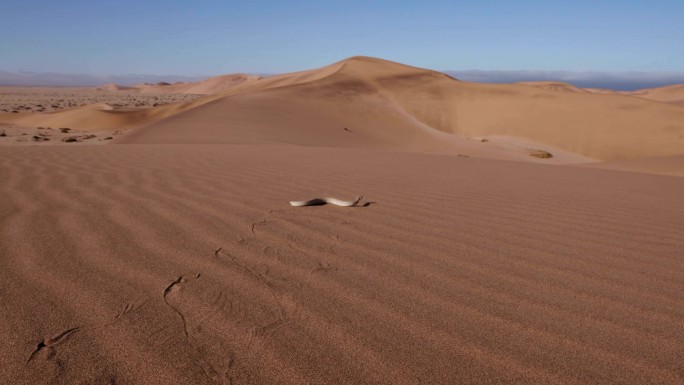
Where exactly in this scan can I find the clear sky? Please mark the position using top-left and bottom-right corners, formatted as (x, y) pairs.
(1, 0), (682, 76)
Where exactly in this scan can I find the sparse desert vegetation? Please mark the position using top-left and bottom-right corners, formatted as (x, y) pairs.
(0, 87), (202, 113)
(0, 125), (116, 145)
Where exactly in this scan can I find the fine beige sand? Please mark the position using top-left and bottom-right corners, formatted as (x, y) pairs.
(624, 84), (684, 106)
(1, 56), (683, 384)
(584, 154), (684, 177)
(519, 81), (684, 107)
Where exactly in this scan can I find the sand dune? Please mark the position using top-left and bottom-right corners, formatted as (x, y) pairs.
(491, 80), (684, 108)
(119, 56), (684, 161)
(98, 83), (136, 91)
(517, 81), (590, 93)
(1, 144), (683, 384)
(625, 84), (684, 106)
(584, 87), (621, 95)
(522, 81), (684, 107)
(133, 74), (262, 95)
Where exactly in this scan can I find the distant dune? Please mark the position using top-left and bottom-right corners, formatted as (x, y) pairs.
(130, 74), (263, 95)
(92, 74), (262, 95)
(517, 80), (684, 106)
(624, 84), (684, 106)
(97, 83), (135, 91)
(517, 81), (590, 93)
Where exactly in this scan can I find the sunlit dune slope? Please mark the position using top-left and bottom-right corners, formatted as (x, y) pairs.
(624, 84), (684, 106)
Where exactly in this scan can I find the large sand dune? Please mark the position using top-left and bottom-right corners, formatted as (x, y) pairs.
(117, 57), (684, 161)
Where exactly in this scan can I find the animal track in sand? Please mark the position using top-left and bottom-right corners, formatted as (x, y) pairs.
(209, 234), (348, 382)
(26, 327), (80, 363)
(161, 272), (227, 382)
(24, 299), (145, 366)
(213, 247), (292, 335)
(251, 220), (268, 234)
(163, 273), (201, 338)
(114, 303), (135, 321)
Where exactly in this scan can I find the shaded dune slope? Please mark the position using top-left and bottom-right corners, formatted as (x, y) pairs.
(1, 144), (683, 384)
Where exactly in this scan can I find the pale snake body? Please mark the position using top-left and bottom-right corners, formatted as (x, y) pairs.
(289, 196), (363, 207)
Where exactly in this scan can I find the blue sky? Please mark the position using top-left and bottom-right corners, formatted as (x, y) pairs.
(1, 0), (682, 77)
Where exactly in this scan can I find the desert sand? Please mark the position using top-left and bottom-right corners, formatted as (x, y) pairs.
(623, 84), (684, 106)
(519, 80), (684, 106)
(1, 56), (683, 384)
